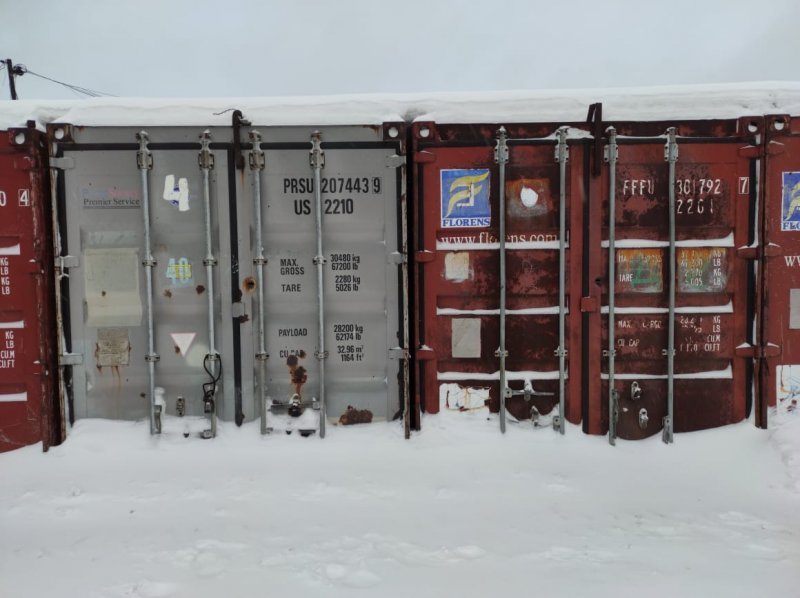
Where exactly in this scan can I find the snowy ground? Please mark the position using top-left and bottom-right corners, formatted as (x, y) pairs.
(1, 406), (799, 598)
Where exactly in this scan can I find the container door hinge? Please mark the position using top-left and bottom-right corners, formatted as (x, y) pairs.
(385, 154), (405, 168)
(415, 250), (436, 263)
(737, 244), (781, 259)
(388, 252), (407, 265)
(59, 353), (83, 366)
(736, 343), (781, 358)
(738, 145), (761, 159)
(55, 255), (80, 270)
(580, 296), (599, 313)
(740, 141), (786, 158)
(767, 141), (786, 156)
(12, 157), (33, 171)
(388, 347), (409, 360)
(414, 151), (436, 163)
(50, 157), (75, 170)
(231, 302), (245, 319)
(736, 246), (758, 260)
(416, 347), (436, 360)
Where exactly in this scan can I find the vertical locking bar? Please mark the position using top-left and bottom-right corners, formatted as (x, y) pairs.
(199, 130), (218, 438)
(249, 131), (270, 434)
(494, 127), (509, 433)
(556, 127), (569, 435)
(136, 131), (159, 435)
(664, 127), (678, 444)
(606, 127), (618, 446)
(310, 132), (328, 438)
(606, 128), (619, 444)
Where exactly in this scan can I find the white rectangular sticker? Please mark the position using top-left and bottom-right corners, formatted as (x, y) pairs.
(0, 391), (27, 403)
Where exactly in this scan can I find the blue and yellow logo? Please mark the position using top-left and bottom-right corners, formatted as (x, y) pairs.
(440, 169), (491, 228)
(782, 172), (800, 231)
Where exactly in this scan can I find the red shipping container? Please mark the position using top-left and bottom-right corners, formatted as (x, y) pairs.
(758, 115), (800, 425)
(0, 123), (62, 452)
(411, 117), (760, 441)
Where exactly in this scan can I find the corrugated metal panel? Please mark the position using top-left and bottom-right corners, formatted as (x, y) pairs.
(759, 115), (800, 426)
(236, 122), (409, 436)
(0, 125), (61, 452)
(52, 126), (239, 434)
(51, 119), (409, 437)
(412, 118), (757, 440)
(595, 119), (757, 441)
(411, 122), (586, 432)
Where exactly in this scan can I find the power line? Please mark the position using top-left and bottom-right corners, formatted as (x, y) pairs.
(11, 63), (116, 98)
(22, 68), (116, 97)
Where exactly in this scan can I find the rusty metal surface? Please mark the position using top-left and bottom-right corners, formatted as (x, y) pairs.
(412, 118), (757, 438)
(412, 125), (584, 426)
(594, 123), (756, 439)
(0, 125), (61, 452)
(759, 115), (800, 425)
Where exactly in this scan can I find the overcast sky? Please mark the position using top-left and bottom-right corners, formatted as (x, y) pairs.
(2, 0), (799, 100)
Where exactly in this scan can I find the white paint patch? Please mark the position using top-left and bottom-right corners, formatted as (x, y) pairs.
(777, 365), (800, 406)
(438, 306), (566, 315)
(451, 318), (481, 359)
(0, 391), (27, 403)
(0, 320), (24, 329)
(438, 370), (564, 381)
(163, 175), (190, 212)
(170, 333), (197, 357)
(601, 302), (732, 314)
(601, 234), (734, 248)
(601, 365), (732, 380)
(440, 382), (490, 411)
(0, 243), (21, 256)
(520, 186), (538, 208)
(444, 252), (470, 282)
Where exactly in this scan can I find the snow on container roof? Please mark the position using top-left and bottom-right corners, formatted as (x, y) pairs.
(1, 82), (799, 130)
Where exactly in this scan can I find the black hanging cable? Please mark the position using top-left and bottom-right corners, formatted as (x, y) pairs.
(15, 66), (116, 97)
(202, 353), (222, 403)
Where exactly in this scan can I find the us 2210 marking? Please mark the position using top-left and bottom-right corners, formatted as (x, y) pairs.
(293, 198), (354, 215)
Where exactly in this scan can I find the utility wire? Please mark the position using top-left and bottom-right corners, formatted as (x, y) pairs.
(16, 66), (116, 97)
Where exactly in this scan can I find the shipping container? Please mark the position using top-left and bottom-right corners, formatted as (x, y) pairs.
(411, 122), (589, 433)
(234, 117), (410, 437)
(411, 116), (760, 441)
(0, 123), (62, 452)
(594, 118), (759, 441)
(48, 116), (409, 437)
(758, 114), (800, 425)
(50, 124), (239, 436)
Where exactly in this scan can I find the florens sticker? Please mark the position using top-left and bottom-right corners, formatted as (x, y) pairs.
(781, 171), (800, 231)
(440, 169), (490, 228)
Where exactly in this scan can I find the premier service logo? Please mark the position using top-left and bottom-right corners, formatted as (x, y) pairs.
(440, 169), (491, 228)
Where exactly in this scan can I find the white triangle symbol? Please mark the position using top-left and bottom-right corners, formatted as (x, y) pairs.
(170, 332), (196, 357)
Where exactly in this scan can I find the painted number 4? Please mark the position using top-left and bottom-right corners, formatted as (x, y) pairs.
(18, 189), (30, 207)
